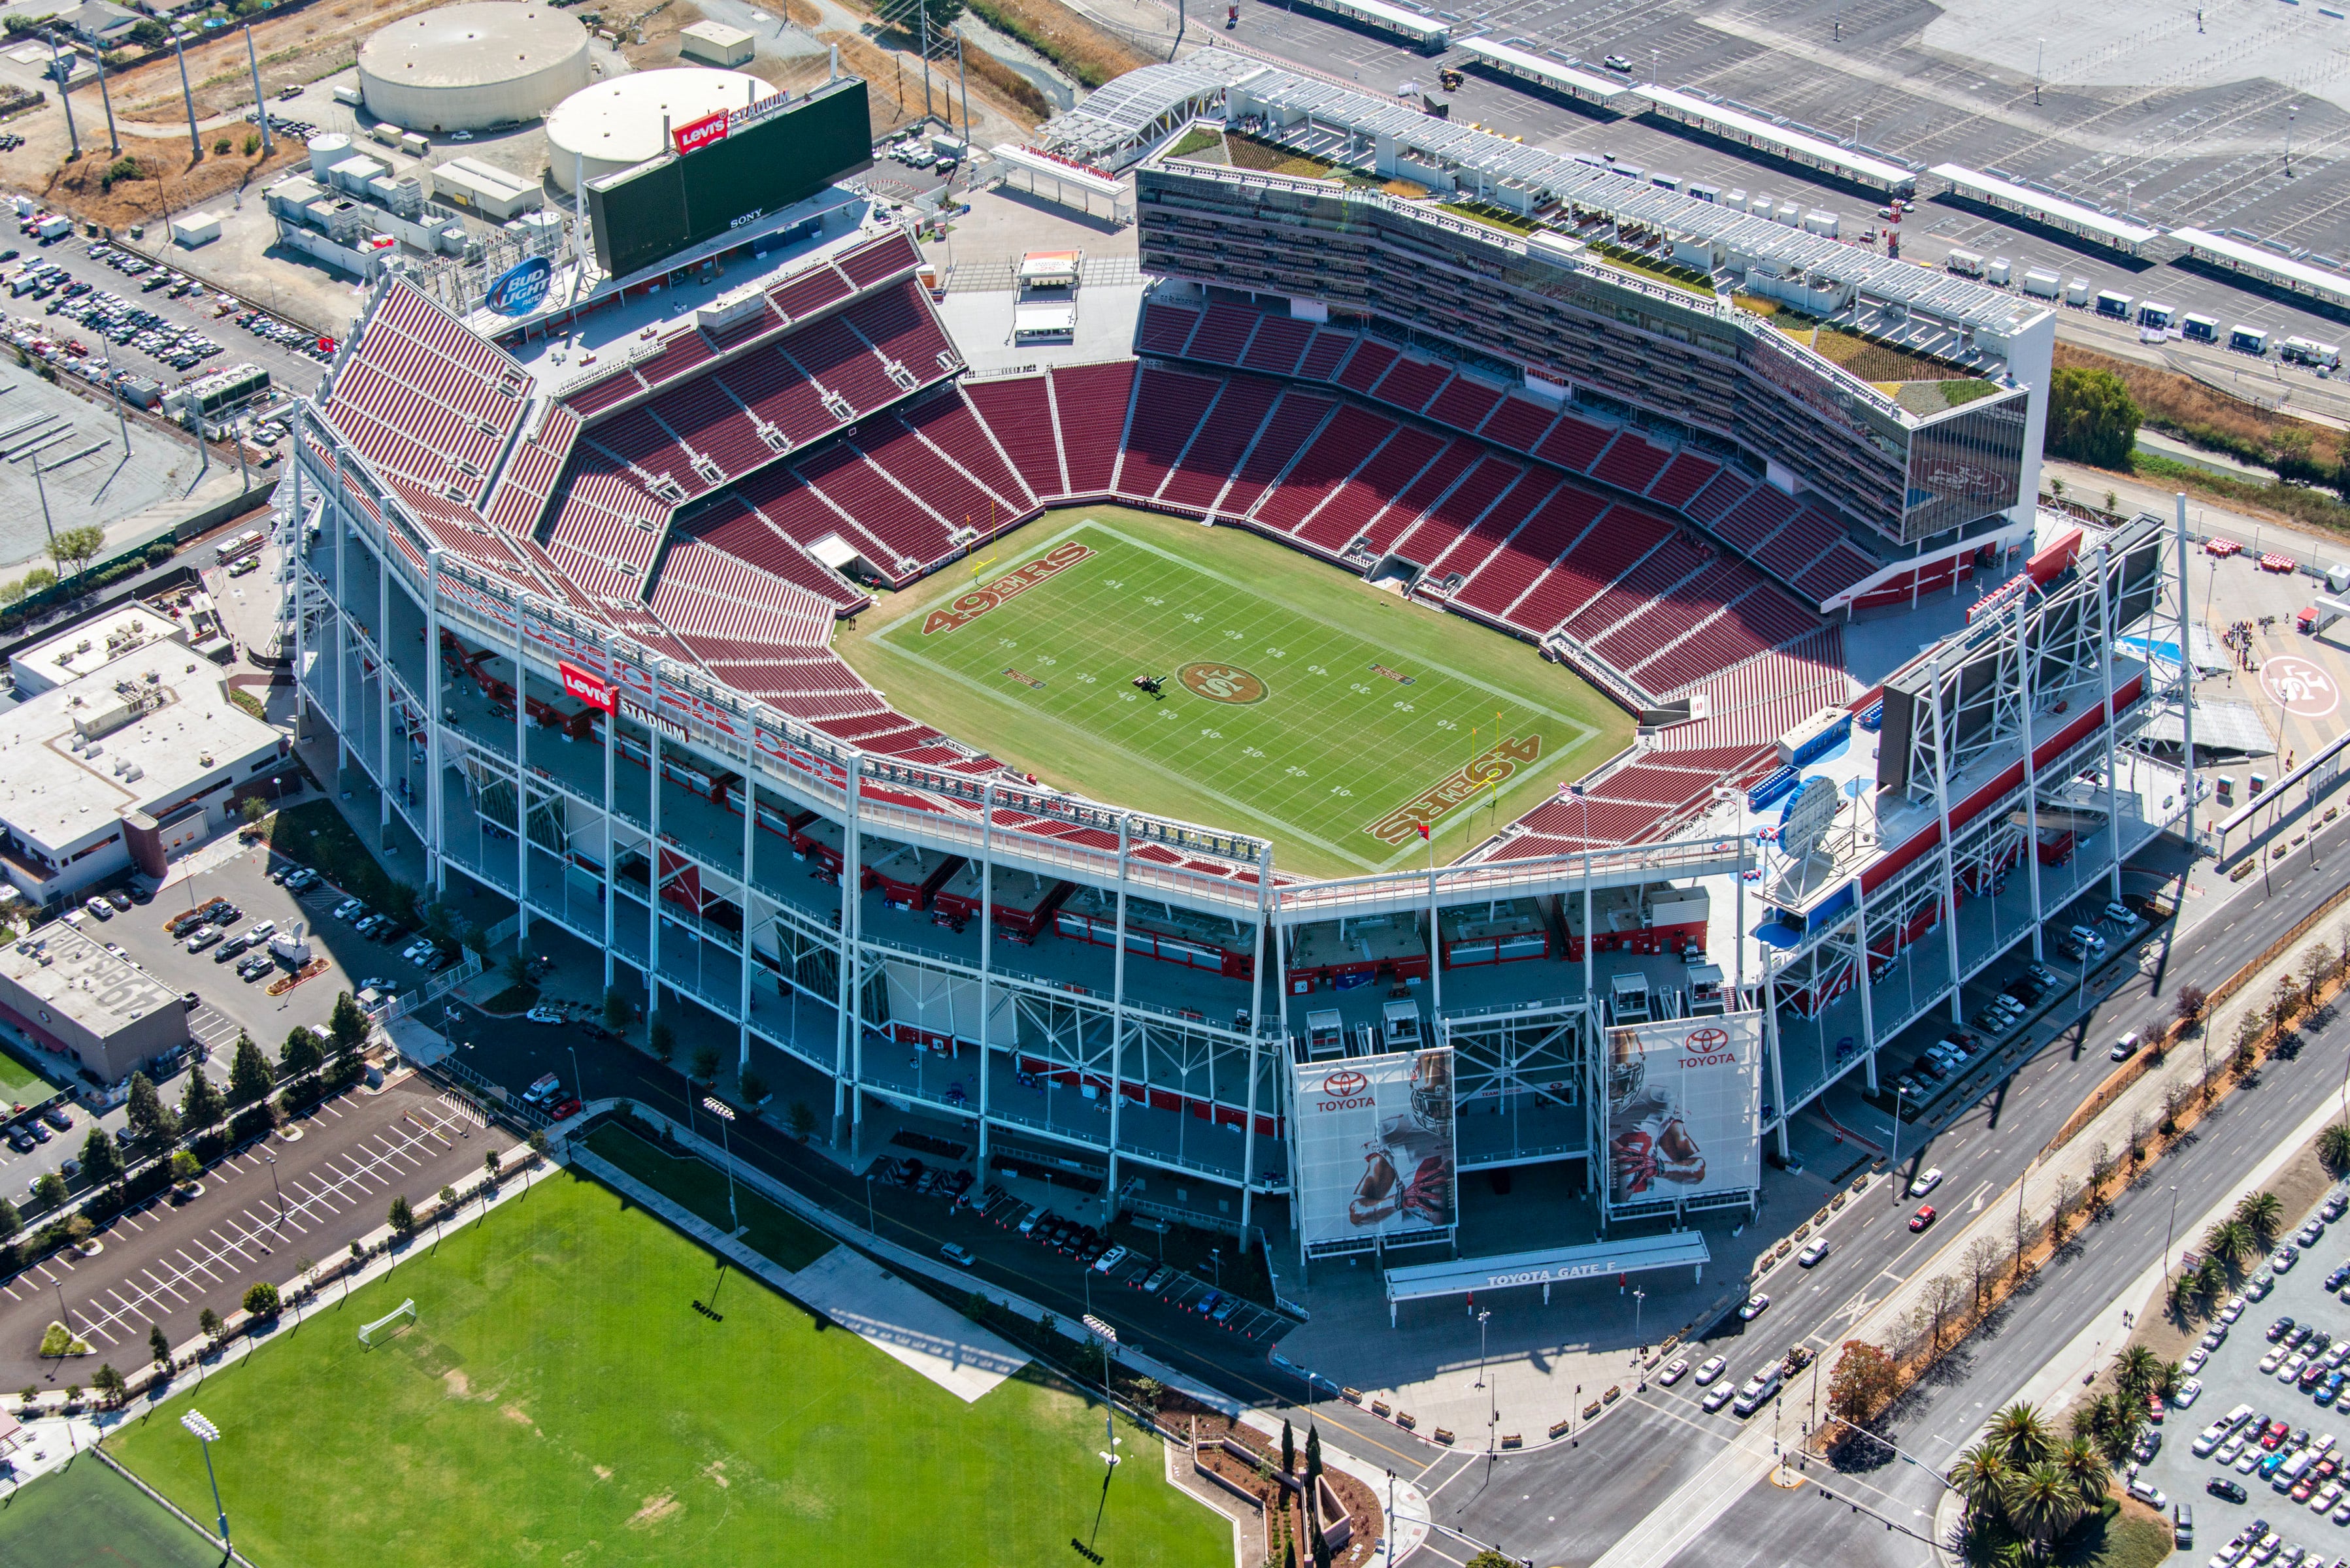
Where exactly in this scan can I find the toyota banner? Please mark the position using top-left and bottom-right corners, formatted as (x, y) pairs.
(1293, 1047), (1457, 1250)
(1603, 1012), (1764, 1212)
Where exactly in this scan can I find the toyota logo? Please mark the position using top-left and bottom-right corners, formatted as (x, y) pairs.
(1684, 1027), (1730, 1052)
(1323, 1070), (1368, 1097)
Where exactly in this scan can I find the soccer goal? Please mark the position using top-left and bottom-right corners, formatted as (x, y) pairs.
(358, 1299), (416, 1347)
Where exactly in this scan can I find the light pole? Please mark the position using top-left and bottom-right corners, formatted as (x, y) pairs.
(263, 1152), (286, 1235)
(865, 1171), (876, 1237)
(1210, 1247), (1221, 1288)
(1886, 1085), (1907, 1198)
(2034, 39), (2044, 105)
(2288, 103), (2300, 177)
(182, 1410), (231, 1556)
(1385, 1470), (1397, 1568)
(1632, 1288), (1646, 1377)
(2162, 1184), (2178, 1286)
(1474, 1307), (1491, 1389)
(702, 1096), (740, 1237)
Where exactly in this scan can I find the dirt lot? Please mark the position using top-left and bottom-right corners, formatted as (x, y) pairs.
(115, 0), (444, 123)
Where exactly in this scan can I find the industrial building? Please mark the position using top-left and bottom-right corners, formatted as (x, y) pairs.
(277, 61), (2196, 1265)
(0, 638), (288, 907)
(0, 921), (187, 1086)
(356, 1), (592, 134)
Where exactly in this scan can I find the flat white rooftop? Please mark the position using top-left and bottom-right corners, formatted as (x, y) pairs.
(8, 604), (185, 694)
(0, 919), (178, 1036)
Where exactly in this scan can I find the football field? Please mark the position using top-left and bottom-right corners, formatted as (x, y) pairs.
(844, 510), (1629, 877)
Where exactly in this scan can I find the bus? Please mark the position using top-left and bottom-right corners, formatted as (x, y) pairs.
(213, 528), (265, 568)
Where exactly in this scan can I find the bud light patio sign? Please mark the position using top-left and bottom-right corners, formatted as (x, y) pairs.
(485, 255), (552, 317)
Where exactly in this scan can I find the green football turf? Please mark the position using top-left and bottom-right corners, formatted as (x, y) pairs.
(842, 508), (1631, 877)
(108, 1168), (1229, 1568)
(582, 1122), (837, 1271)
(0, 1454), (223, 1568)
(0, 1039), (63, 1107)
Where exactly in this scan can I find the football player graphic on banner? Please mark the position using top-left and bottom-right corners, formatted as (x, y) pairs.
(1348, 1049), (1456, 1230)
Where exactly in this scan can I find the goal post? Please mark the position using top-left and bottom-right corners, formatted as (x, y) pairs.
(358, 1299), (416, 1347)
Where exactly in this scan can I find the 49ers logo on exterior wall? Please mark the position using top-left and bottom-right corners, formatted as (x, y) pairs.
(1919, 457), (2004, 498)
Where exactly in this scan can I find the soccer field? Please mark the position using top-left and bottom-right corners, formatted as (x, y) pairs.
(109, 1169), (1229, 1568)
(844, 510), (1630, 877)
(0, 1454), (222, 1568)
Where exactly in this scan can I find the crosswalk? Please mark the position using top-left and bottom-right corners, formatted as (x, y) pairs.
(3, 1102), (483, 1348)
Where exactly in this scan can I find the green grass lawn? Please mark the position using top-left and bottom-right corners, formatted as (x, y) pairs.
(0, 1037), (61, 1107)
(0, 1454), (223, 1568)
(108, 1169), (1229, 1568)
(584, 1122), (836, 1271)
(840, 509), (1629, 876)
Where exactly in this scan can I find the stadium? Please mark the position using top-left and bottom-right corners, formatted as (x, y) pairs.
(287, 60), (2192, 1276)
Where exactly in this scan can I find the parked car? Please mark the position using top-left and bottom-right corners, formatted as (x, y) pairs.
(1659, 1358), (1692, 1386)
(1909, 1168), (1943, 1197)
(1738, 1293), (1770, 1321)
(185, 926), (223, 952)
(939, 1242), (976, 1267)
(1091, 1245), (1129, 1275)
(1798, 1237), (1830, 1267)
(525, 1004), (565, 1024)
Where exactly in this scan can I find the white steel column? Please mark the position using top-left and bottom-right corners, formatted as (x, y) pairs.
(1764, 956), (1789, 1159)
(976, 782), (994, 1176)
(2096, 544), (2122, 899)
(648, 727), (662, 1017)
(425, 551), (444, 895)
(2178, 495), (2198, 849)
(845, 768), (866, 1146)
(1240, 841), (1271, 1232)
(1107, 815), (1131, 1214)
(332, 431), (348, 772)
(1926, 653), (1964, 1021)
(738, 781), (755, 1071)
(378, 542), (391, 844)
(1427, 839), (1442, 1011)
(514, 598), (530, 943)
(601, 661), (615, 992)
(2017, 585), (2044, 960)
(1851, 874), (1876, 1084)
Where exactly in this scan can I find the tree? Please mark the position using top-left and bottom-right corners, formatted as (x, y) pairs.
(1305, 1424), (1322, 1484)
(198, 1307), (221, 1342)
(740, 1070), (768, 1105)
(422, 902), (456, 944)
(436, 1184), (457, 1239)
(280, 1025), (323, 1076)
(462, 922), (494, 966)
(527, 1130), (549, 1162)
(125, 1070), (178, 1145)
(648, 1013), (676, 1063)
(503, 951), (533, 989)
(2174, 984), (2208, 1029)
(21, 567), (54, 596)
(1827, 1340), (1900, 1428)
(786, 1101), (816, 1141)
(225, 1033), (273, 1107)
(1464, 1554), (1514, 1568)
(2045, 366), (2140, 469)
(2322, 1123), (2350, 1175)
(1921, 1272), (1966, 1347)
(1282, 1418), (1295, 1476)
(329, 992), (371, 1055)
(2304, 943), (2334, 1008)
(1963, 1237), (2005, 1310)
(2113, 1345), (2161, 1405)
(80, 1125), (122, 1188)
(603, 988), (633, 1033)
(2003, 1462), (2082, 1553)
(45, 523), (105, 592)
(91, 1362), (125, 1403)
(150, 1322), (170, 1366)
(31, 1171), (65, 1209)
(485, 1149), (502, 1183)
(388, 1194), (416, 1237)
(242, 1281), (280, 1318)
(170, 1149), (201, 1186)
(1987, 1402), (2054, 1468)
(0, 1195), (16, 1241)
(2237, 1190), (2285, 1247)
(239, 796), (268, 829)
(690, 1045), (720, 1083)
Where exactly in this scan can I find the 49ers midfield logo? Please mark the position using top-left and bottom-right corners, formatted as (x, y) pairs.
(1178, 662), (1268, 704)
(920, 541), (1095, 635)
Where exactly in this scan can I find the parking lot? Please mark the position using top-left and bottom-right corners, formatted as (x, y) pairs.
(2134, 1181), (2350, 1564)
(0, 838), (471, 1213)
(0, 233), (325, 402)
(0, 1074), (505, 1387)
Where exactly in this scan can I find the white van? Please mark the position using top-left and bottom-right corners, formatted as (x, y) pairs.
(2110, 1030), (2142, 1062)
(1732, 1366), (1783, 1416)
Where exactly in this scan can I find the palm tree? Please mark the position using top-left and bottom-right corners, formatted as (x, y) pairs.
(2003, 1462), (2083, 1556)
(2114, 1345), (2162, 1404)
(2055, 1435), (2110, 1511)
(2204, 1218), (2255, 1271)
(2238, 1190), (2285, 1247)
(1949, 1440), (2011, 1526)
(2321, 1121), (2350, 1175)
(2196, 1255), (2229, 1301)
(1988, 1401), (2055, 1469)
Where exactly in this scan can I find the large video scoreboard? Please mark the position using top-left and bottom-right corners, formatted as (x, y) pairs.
(587, 76), (872, 278)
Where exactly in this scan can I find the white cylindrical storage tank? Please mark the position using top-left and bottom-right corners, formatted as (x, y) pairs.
(306, 132), (352, 179)
(357, 2), (591, 134)
(544, 68), (774, 192)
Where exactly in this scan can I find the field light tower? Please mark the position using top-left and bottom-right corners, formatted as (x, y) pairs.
(702, 1096), (740, 1237)
(181, 1409), (231, 1554)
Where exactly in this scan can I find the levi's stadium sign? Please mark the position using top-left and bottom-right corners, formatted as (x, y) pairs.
(559, 660), (616, 712)
(674, 110), (732, 156)
(672, 90), (799, 157)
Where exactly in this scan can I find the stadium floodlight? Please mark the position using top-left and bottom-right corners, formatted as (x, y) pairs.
(181, 1409), (231, 1554)
(702, 1096), (742, 1239)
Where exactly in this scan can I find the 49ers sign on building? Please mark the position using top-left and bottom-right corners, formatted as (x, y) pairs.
(1291, 1047), (1457, 1249)
(1603, 1013), (1763, 1213)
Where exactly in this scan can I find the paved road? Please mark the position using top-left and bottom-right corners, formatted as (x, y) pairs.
(1420, 806), (2350, 1567)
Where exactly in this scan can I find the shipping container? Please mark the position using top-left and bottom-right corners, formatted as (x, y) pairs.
(2181, 313), (2218, 343)
(2065, 278), (2092, 304)
(1986, 256), (2011, 284)
(2021, 268), (2062, 299)
(1945, 248), (1985, 278)
(2138, 301), (2174, 329)
(2230, 325), (2270, 354)
(2094, 289), (2134, 319)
